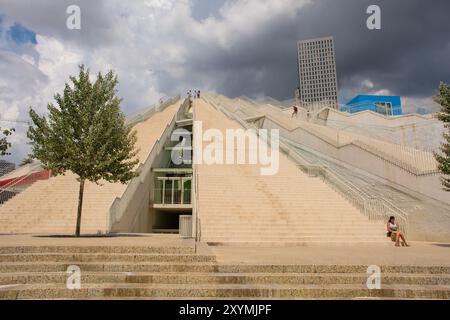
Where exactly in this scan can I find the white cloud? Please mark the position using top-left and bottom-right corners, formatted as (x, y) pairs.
(1, 0), (311, 116)
(402, 96), (440, 114)
(0, 35), (84, 163)
(1, 0), (445, 164)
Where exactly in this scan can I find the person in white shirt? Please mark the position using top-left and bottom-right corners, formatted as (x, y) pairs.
(387, 216), (410, 247)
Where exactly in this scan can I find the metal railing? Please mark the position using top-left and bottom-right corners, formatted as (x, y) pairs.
(0, 189), (17, 204)
(204, 94), (410, 235)
(0, 163), (51, 205)
(211, 93), (439, 177)
(153, 188), (192, 205)
(125, 95), (181, 127)
(192, 100), (201, 248)
(107, 95), (184, 231)
(313, 162), (409, 235)
(280, 137), (410, 235)
(352, 140), (439, 176)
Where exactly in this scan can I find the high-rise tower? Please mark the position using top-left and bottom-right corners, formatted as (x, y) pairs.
(297, 36), (338, 110)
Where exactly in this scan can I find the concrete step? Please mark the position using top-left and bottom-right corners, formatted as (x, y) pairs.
(0, 253), (216, 263)
(202, 236), (388, 242)
(2, 272), (449, 286)
(0, 262), (219, 273)
(1, 283), (449, 299)
(201, 217), (382, 222)
(201, 212), (366, 217)
(204, 221), (382, 226)
(201, 229), (384, 234)
(204, 240), (392, 247)
(201, 234), (386, 240)
(4, 262), (449, 274)
(201, 233), (386, 238)
(0, 246), (194, 255)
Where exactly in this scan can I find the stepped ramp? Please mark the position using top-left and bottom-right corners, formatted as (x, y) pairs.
(194, 99), (386, 245)
(216, 93), (450, 241)
(288, 144), (450, 242)
(217, 94), (438, 174)
(209, 94), (448, 205)
(1, 237), (449, 299)
(0, 101), (181, 235)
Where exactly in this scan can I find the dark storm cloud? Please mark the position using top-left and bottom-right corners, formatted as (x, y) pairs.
(0, 0), (114, 48)
(162, 0), (450, 102)
(1, 0), (449, 105)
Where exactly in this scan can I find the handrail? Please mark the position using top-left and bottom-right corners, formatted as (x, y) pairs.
(280, 137), (411, 232)
(353, 140), (439, 176)
(204, 94), (410, 235)
(125, 95), (181, 127)
(282, 139), (409, 235)
(323, 118), (442, 154)
(0, 163), (52, 205)
(192, 98), (201, 249)
(210, 93), (439, 177)
(107, 96), (184, 231)
(0, 162), (43, 191)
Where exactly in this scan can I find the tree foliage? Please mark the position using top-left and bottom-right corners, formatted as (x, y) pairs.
(434, 82), (450, 191)
(27, 65), (139, 236)
(0, 127), (15, 157)
(19, 155), (34, 167)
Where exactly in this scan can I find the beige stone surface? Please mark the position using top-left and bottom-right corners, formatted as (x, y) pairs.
(209, 242), (450, 266)
(0, 235), (449, 299)
(218, 95), (438, 173)
(0, 234), (193, 248)
(0, 235), (449, 300)
(324, 108), (445, 151)
(0, 102), (181, 235)
(209, 94), (449, 205)
(194, 99), (386, 244)
(0, 161), (43, 181)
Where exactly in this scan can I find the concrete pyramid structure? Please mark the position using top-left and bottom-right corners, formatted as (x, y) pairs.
(2, 95), (450, 300)
(0, 95), (388, 245)
(0, 101), (181, 234)
(195, 99), (385, 244)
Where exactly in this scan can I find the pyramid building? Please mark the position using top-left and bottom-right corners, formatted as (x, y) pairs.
(1, 93), (449, 244)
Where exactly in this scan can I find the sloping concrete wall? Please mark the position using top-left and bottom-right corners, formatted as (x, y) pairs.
(0, 100), (182, 235)
(195, 99), (386, 244)
(324, 108), (445, 151)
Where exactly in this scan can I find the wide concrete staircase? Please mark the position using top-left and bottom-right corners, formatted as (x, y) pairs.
(213, 94), (439, 175)
(0, 245), (449, 299)
(0, 102), (181, 235)
(288, 144), (450, 242)
(0, 174), (125, 234)
(205, 94), (450, 241)
(195, 100), (386, 245)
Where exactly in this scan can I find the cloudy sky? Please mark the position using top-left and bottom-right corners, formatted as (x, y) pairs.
(1, 0), (450, 163)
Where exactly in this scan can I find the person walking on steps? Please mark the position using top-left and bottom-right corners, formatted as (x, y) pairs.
(292, 105), (298, 118)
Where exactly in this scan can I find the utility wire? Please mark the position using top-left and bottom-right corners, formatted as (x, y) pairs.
(0, 119), (29, 124)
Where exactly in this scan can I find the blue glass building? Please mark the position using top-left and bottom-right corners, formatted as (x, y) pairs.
(341, 95), (402, 116)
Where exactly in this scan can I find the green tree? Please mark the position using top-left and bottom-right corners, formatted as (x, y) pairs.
(27, 65), (139, 237)
(20, 155), (34, 166)
(0, 127), (15, 156)
(434, 82), (450, 191)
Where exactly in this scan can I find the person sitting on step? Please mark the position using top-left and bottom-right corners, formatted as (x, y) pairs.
(387, 216), (410, 247)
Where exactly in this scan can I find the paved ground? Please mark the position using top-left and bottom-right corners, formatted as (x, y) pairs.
(0, 234), (194, 248)
(205, 242), (450, 266)
(1, 234), (449, 267)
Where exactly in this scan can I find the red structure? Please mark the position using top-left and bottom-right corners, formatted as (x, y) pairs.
(0, 170), (52, 189)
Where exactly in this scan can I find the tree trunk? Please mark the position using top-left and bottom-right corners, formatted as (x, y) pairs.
(75, 179), (85, 237)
